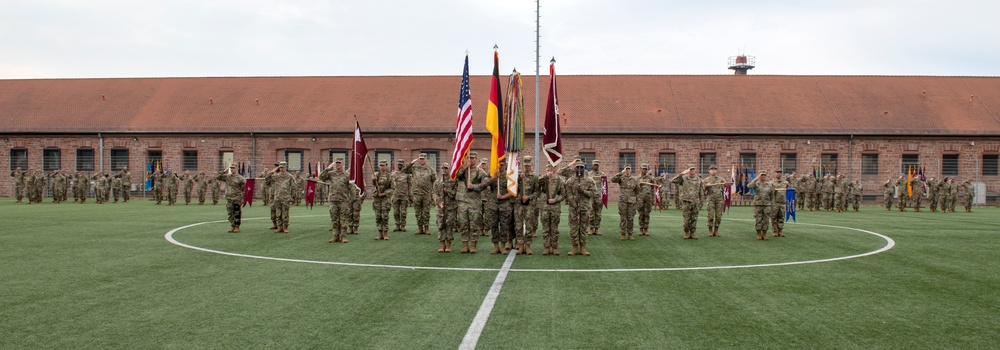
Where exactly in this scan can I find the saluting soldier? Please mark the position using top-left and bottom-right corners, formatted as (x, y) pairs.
(217, 164), (246, 233)
(802, 172), (817, 211)
(167, 171), (180, 205)
(883, 177), (895, 211)
(895, 175), (909, 212)
(196, 172), (208, 205)
(120, 168), (132, 202)
(910, 174), (925, 212)
(947, 177), (959, 212)
(455, 152), (488, 254)
(390, 159), (411, 232)
(834, 174), (848, 212)
(182, 171), (194, 205)
(747, 170), (773, 240)
(111, 173), (122, 203)
(538, 163), (564, 255)
(433, 162), (458, 252)
(611, 164), (639, 240)
(564, 159), (596, 256)
(671, 164), (705, 240)
(404, 153), (437, 235)
(588, 160), (608, 236)
(926, 177), (940, 212)
(10, 167), (26, 203)
(770, 169), (789, 237)
(319, 157), (352, 243)
(961, 179), (975, 212)
(702, 165), (726, 237)
(822, 174), (836, 211)
(76, 172), (89, 203)
(372, 160), (395, 241)
(152, 169), (165, 205)
(209, 173), (221, 205)
(514, 156), (539, 254)
(635, 163), (656, 236)
(849, 179), (863, 211)
(267, 162), (295, 233)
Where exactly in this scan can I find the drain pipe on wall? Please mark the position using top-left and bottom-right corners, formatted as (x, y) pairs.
(847, 134), (854, 180)
(98, 133), (104, 172)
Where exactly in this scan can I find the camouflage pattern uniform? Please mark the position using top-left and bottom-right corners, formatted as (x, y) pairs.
(433, 163), (457, 250)
(909, 175), (925, 211)
(537, 165), (564, 255)
(895, 175), (909, 212)
(76, 172), (89, 203)
(947, 178), (959, 212)
(821, 175), (836, 211)
(635, 166), (656, 235)
(293, 174), (305, 206)
(372, 161), (395, 238)
(319, 160), (352, 242)
(167, 173), (180, 205)
(849, 180), (863, 211)
(267, 164), (295, 232)
(209, 176), (221, 205)
(611, 166), (639, 240)
(111, 174), (122, 203)
(152, 171), (165, 204)
(656, 174), (672, 210)
(588, 161), (608, 235)
(702, 165), (726, 237)
(671, 165), (704, 239)
(10, 168), (26, 202)
(349, 185), (366, 235)
(261, 166), (278, 226)
(390, 160), (411, 231)
(770, 170), (789, 237)
(926, 178), (940, 212)
(404, 154), (437, 235)
(514, 157), (539, 252)
(834, 175), (848, 212)
(489, 161), (514, 254)
(182, 172), (194, 205)
(564, 161), (596, 255)
(962, 180), (975, 212)
(196, 173), (208, 204)
(217, 166), (246, 232)
(748, 172), (774, 240)
(120, 169), (132, 202)
(802, 174), (817, 211)
(455, 153), (488, 253)
(94, 173), (109, 204)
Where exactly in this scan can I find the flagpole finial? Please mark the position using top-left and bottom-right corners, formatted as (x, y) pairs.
(550, 57), (556, 64)
(465, 49), (469, 56)
(493, 44), (499, 50)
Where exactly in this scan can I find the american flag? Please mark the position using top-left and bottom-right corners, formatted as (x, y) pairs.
(450, 54), (474, 179)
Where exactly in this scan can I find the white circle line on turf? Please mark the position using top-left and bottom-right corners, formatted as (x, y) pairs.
(165, 216), (895, 273)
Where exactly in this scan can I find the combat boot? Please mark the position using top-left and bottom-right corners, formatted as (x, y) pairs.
(523, 244), (532, 255)
(469, 241), (478, 254)
(778, 231), (785, 237)
(274, 225), (282, 233)
(551, 246), (560, 255)
(689, 232), (697, 239)
(579, 243), (590, 256)
(567, 244), (578, 256)
(628, 233), (634, 241)
(233, 226), (241, 233)
(460, 241), (470, 253)
(773, 231), (780, 237)
(761, 232), (768, 241)
(228, 225), (236, 233)
(490, 243), (500, 254)
(620, 233), (626, 241)
(438, 241), (446, 253)
(339, 235), (349, 243)
(282, 226), (289, 233)
(498, 242), (507, 254)
(594, 229), (602, 236)
(714, 226), (720, 237)
(542, 246), (551, 255)
(756, 231), (763, 240)
(683, 232), (690, 239)
(506, 241), (514, 251)
(383, 231), (390, 240)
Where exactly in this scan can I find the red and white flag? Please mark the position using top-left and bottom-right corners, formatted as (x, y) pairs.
(242, 178), (255, 207)
(450, 54), (474, 179)
(542, 59), (563, 166)
(601, 176), (609, 208)
(305, 180), (316, 209)
(723, 182), (733, 213)
(350, 118), (369, 196)
(653, 184), (662, 210)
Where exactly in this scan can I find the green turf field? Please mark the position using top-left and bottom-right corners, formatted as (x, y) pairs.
(2, 198), (998, 349)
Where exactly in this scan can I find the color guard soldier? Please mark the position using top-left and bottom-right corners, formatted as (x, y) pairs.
(489, 158), (513, 255)
(373, 160), (395, 241)
(434, 162), (458, 252)
(455, 152), (488, 253)
(514, 156), (539, 254)
(538, 163), (564, 255)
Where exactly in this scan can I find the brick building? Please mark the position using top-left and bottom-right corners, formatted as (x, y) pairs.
(3, 75), (999, 203)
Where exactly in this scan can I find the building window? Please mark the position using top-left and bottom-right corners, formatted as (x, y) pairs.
(579, 152), (596, 171)
(374, 150), (395, 171)
(618, 152), (636, 171)
(780, 153), (797, 175)
(217, 151), (233, 171)
(901, 154), (919, 174)
(699, 153), (717, 175)
(148, 150), (163, 171)
(328, 149), (349, 169)
(285, 149), (304, 172)
(983, 154), (999, 176)
(76, 148), (95, 172)
(43, 149), (61, 173)
(821, 153), (839, 175)
(182, 150), (198, 172)
(861, 154), (879, 176)
(942, 154), (959, 176)
(10, 148), (28, 170)
(657, 153), (676, 176)
(110, 149), (129, 172)
(421, 150), (440, 172)
(739, 153), (757, 173)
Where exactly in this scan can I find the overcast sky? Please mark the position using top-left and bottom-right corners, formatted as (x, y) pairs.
(2, 0), (998, 79)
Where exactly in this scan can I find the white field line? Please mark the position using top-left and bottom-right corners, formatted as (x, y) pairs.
(458, 249), (517, 350)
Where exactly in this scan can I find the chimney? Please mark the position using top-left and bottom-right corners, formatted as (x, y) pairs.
(728, 55), (756, 75)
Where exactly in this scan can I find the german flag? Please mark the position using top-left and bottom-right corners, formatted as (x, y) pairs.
(485, 47), (505, 177)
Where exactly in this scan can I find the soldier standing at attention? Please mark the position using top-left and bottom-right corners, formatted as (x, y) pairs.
(167, 171), (181, 206)
(152, 169), (165, 205)
(262, 163), (279, 229)
(926, 177), (940, 212)
(391, 159), (411, 232)
(538, 163), (564, 255)
(635, 164), (656, 236)
(849, 180), (863, 211)
(120, 168), (132, 202)
(479, 158), (497, 240)
(588, 160), (607, 236)
(834, 174), (848, 212)
(514, 156), (539, 254)
(802, 172), (817, 211)
(455, 152), (488, 254)
(822, 174), (836, 211)
(671, 164), (705, 240)
(217, 164), (246, 233)
(910, 174), (925, 212)
(209, 174), (221, 205)
(770, 169), (789, 238)
(111, 173), (122, 203)
(489, 158), (514, 255)
(94, 172), (109, 204)
(10, 167), (26, 203)
(702, 165), (726, 237)
(372, 160), (395, 241)
(404, 153), (437, 235)
(76, 172), (89, 203)
(611, 164), (639, 241)
(895, 175), (909, 212)
(564, 159), (596, 256)
(196, 172), (208, 205)
(747, 171), (773, 241)
(349, 180), (366, 235)
(433, 163), (457, 252)
(883, 177), (895, 211)
(267, 162), (294, 233)
(961, 179), (975, 212)
(319, 158), (352, 243)
(182, 171), (195, 205)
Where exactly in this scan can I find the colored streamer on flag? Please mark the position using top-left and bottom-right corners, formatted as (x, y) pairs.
(542, 59), (563, 166)
(785, 188), (797, 222)
(350, 118), (369, 196)
(242, 178), (255, 207)
(504, 69), (524, 196)
(486, 47), (505, 177)
(450, 54), (474, 179)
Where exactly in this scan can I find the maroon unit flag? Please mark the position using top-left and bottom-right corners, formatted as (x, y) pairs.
(350, 119), (369, 196)
(601, 176), (609, 208)
(305, 179), (317, 209)
(242, 178), (255, 207)
(653, 184), (662, 210)
(723, 182), (733, 212)
(542, 59), (563, 166)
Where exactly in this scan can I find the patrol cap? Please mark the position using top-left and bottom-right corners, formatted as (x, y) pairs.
(708, 165), (718, 170)
(229, 163), (238, 169)
(759, 170), (768, 176)
(774, 168), (782, 173)
(480, 158), (488, 165)
(378, 160), (388, 166)
(335, 157), (344, 163)
(441, 162), (450, 169)
(273, 162), (280, 166)
(523, 156), (533, 165)
(418, 153), (427, 159)
(469, 151), (479, 158)
(640, 163), (649, 169)
(622, 164), (632, 170)
(592, 160), (600, 166)
(278, 161), (287, 168)
(686, 164), (696, 170)
(396, 159), (404, 164)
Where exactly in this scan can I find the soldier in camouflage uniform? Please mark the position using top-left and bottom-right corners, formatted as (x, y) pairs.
(267, 162), (295, 233)
(947, 177), (959, 212)
(260, 163), (278, 228)
(48, 170), (65, 203)
(433, 163), (457, 252)
(611, 164), (639, 240)
(635, 164), (656, 236)
(260, 165), (273, 207)
(926, 177), (940, 212)
(209, 174), (220, 205)
(894, 175), (910, 212)
(849, 179), (863, 211)
(702, 165), (726, 237)
(293, 172), (306, 206)
(489, 158), (514, 255)
(372, 160), (395, 241)
(320, 157), (352, 243)
(656, 173), (672, 211)
(588, 160), (608, 236)
(404, 153), (437, 235)
(537, 163), (564, 255)
(788, 173), (802, 211)
(882, 177), (895, 210)
(834, 174), (848, 212)
(120, 168), (132, 202)
(181, 171), (194, 205)
(349, 181), (366, 235)
(962, 179), (975, 212)
(479, 159), (495, 239)
(11, 167), (26, 203)
(802, 173), (817, 211)
(95, 172), (109, 204)
(25, 170), (36, 204)
(748, 171), (773, 240)
(455, 152), (488, 253)
(391, 159), (411, 232)
(196, 172), (207, 204)
(513, 157), (539, 254)
(910, 174), (925, 212)
(564, 159), (596, 256)
(217, 164), (247, 233)
(111, 173), (122, 203)
(167, 171), (181, 205)
(672, 165), (704, 239)
(770, 169), (789, 237)
(76, 172), (89, 203)
(822, 174), (836, 211)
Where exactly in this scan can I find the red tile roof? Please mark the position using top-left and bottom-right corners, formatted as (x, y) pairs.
(2, 75), (999, 135)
